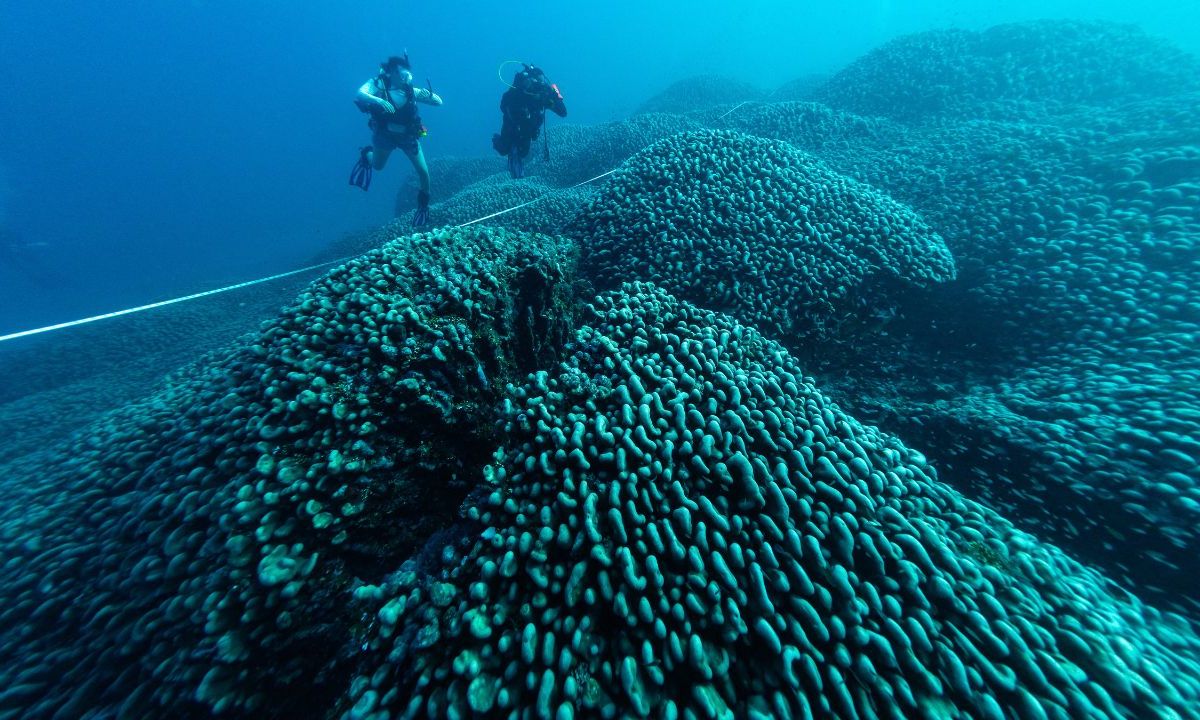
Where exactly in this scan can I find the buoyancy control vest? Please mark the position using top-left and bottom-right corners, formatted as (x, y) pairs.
(362, 77), (424, 138)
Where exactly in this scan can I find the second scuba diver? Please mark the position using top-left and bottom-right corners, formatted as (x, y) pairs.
(349, 54), (443, 228)
(492, 64), (566, 179)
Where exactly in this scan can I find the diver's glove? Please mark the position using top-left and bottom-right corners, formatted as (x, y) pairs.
(376, 97), (396, 114)
(413, 189), (431, 228)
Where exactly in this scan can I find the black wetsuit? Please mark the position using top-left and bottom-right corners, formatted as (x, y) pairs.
(493, 82), (567, 160)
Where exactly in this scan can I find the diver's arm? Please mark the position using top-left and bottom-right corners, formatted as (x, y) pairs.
(500, 89), (517, 117)
(356, 80), (395, 113)
(543, 84), (567, 117)
(412, 86), (443, 106)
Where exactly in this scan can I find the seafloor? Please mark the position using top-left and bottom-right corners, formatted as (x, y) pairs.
(1, 19), (1198, 720)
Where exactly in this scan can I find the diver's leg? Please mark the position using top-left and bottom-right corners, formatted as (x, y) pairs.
(371, 134), (395, 171)
(406, 143), (431, 193)
(515, 137), (533, 178)
(371, 147), (394, 171)
(404, 142), (432, 227)
(495, 119), (515, 156)
(497, 123), (521, 177)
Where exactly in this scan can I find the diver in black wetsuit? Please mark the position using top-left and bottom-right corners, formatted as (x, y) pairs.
(492, 65), (567, 179)
(349, 54), (443, 227)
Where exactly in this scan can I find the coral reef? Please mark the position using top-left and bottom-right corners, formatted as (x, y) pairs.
(569, 129), (956, 342)
(635, 75), (764, 116)
(539, 113), (702, 187)
(1, 17), (1198, 720)
(771, 73), (829, 102)
(0, 227), (579, 718)
(432, 176), (596, 236)
(0, 278), (314, 458)
(785, 27), (1200, 601)
(397, 156), (503, 213)
(816, 20), (1200, 120)
(346, 284), (1200, 719)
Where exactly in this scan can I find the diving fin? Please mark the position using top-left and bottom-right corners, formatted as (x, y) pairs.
(413, 189), (431, 228)
(349, 146), (373, 191)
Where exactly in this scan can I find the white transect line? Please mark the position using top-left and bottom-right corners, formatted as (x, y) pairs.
(453, 168), (618, 228)
(717, 89), (783, 121)
(0, 168), (621, 344)
(0, 259), (355, 343)
(717, 101), (751, 120)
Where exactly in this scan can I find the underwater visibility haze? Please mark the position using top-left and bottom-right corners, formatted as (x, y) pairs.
(1, 0), (1199, 718)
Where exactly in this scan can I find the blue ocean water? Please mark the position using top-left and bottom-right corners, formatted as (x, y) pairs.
(1, 1), (1199, 719)
(1, 0), (1196, 334)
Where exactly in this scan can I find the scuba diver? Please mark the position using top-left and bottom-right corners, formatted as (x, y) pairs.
(492, 64), (566, 179)
(349, 54), (443, 227)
